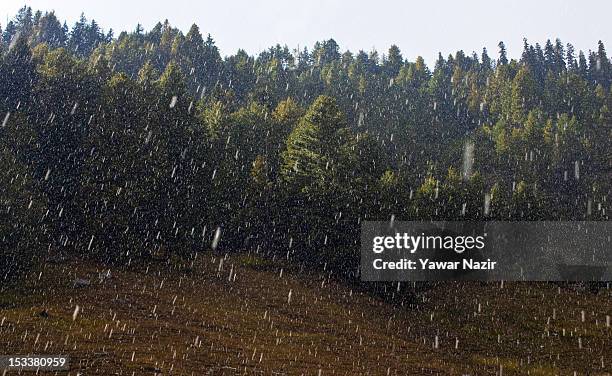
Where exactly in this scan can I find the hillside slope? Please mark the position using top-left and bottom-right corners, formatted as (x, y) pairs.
(0, 254), (610, 375)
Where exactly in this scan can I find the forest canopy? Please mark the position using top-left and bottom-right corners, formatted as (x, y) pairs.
(0, 6), (610, 280)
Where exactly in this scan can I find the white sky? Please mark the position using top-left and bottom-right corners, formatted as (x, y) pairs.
(3, 0), (611, 65)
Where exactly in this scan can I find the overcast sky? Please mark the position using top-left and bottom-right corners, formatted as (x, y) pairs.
(3, 0), (611, 65)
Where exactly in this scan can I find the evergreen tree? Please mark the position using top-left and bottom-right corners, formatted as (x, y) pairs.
(0, 35), (36, 109)
(498, 41), (508, 65)
(281, 96), (347, 188)
(32, 11), (67, 48)
(384, 45), (403, 77)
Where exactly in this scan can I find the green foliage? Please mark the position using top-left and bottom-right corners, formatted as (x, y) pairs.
(0, 7), (610, 279)
(0, 140), (47, 281)
(281, 96), (348, 189)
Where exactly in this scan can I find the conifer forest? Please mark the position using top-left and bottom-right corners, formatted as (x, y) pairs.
(0, 6), (610, 375)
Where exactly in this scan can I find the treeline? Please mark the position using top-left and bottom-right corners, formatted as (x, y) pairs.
(0, 7), (610, 280)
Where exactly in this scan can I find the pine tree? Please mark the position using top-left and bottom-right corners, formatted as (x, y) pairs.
(68, 13), (88, 56)
(33, 11), (67, 48)
(0, 35), (36, 109)
(281, 96), (347, 188)
(566, 43), (577, 72)
(497, 41), (508, 65)
(577, 51), (589, 78)
(2, 21), (17, 45)
(481, 47), (491, 69)
(384, 45), (403, 77)
(594, 40), (611, 88)
(14, 6), (34, 36)
(510, 65), (537, 124)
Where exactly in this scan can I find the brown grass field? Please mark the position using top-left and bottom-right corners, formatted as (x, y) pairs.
(0, 253), (610, 375)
